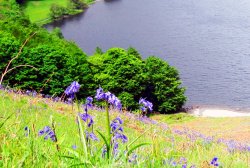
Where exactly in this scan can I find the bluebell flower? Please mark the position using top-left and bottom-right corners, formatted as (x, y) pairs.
(95, 87), (122, 109)
(24, 126), (30, 136)
(86, 131), (99, 141)
(64, 81), (80, 99)
(26, 90), (31, 96)
(38, 126), (56, 142)
(128, 153), (138, 163)
(95, 87), (105, 100)
(102, 146), (107, 158)
(113, 133), (128, 143)
(86, 96), (93, 107)
(109, 117), (128, 156)
(113, 142), (119, 155)
(182, 164), (187, 168)
(72, 145), (77, 150)
(79, 113), (94, 127)
(172, 161), (177, 167)
(210, 157), (219, 167)
(139, 98), (153, 112)
(38, 130), (44, 136)
(247, 145), (250, 152)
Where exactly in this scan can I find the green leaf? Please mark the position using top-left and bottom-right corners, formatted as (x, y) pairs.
(77, 116), (88, 160)
(96, 130), (110, 159)
(0, 113), (14, 129)
(127, 142), (151, 159)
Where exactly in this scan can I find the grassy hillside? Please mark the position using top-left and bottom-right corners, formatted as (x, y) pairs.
(23, 0), (94, 24)
(24, 0), (69, 23)
(0, 89), (249, 167)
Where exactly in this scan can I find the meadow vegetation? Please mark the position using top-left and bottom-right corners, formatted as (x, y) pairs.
(0, 88), (249, 167)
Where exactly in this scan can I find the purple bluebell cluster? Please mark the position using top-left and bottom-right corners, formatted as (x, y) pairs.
(139, 98), (153, 112)
(138, 115), (158, 124)
(38, 126), (56, 142)
(79, 97), (98, 141)
(83, 96), (93, 113)
(26, 90), (37, 97)
(95, 87), (122, 109)
(79, 113), (94, 128)
(210, 157), (219, 167)
(86, 131), (99, 141)
(110, 117), (128, 155)
(64, 81), (80, 99)
(86, 97), (93, 107)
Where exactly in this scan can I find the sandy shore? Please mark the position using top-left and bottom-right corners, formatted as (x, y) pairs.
(189, 107), (250, 117)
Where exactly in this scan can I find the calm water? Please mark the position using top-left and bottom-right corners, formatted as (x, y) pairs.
(46, 0), (250, 108)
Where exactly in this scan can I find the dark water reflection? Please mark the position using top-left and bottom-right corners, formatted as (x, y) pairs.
(46, 0), (250, 109)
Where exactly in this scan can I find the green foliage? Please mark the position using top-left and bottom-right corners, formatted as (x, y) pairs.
(118, 92), (135, 110)
(70, 0), (87, 10)
(0, 4), (95, 98)
(89, 48), (147, 109)
(144, 56), (186, 113)
(89, 48), (186, 113)
(50, 4), (69, 20)
(51, 27), (64, 39)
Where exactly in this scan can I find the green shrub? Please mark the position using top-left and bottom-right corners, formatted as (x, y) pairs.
(144, 56), (186, 113)
(50, 4), (68, 20)
(89, 48), (186, 113)
(70, 0), (88, 10)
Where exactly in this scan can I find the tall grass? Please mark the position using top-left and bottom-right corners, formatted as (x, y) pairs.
(0, 89), (249, 167)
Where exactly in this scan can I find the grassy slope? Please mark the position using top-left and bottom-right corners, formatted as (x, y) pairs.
(0, 90), (249, 167)
(23, 0), (69, 23)
(152, 114), (250, 143)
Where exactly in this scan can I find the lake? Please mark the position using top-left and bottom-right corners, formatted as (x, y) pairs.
(46, 0), (250, 109)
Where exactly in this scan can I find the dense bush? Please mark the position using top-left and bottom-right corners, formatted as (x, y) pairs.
(50, 4), (69, 20)
(89, 48), (186, 113)
(144, 56), (186, 112)
(70, 0), (88, 10)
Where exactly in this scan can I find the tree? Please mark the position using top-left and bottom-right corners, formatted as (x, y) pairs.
(144, 56), (186, 113)
(89, 48), (147, 109)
